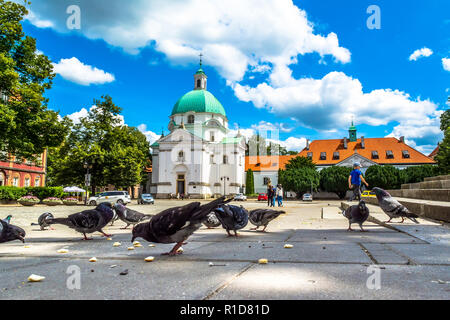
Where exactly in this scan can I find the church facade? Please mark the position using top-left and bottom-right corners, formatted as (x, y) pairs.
(150, 65), (246, 199)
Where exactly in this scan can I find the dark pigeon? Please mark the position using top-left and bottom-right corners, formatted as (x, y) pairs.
(372, 187), (419, 223)
(132, 197), (232, 256)
(4, 215), (12, 224)
(342, 200), (370, 232)
(114, 203), (152, 229)
(47, 202), (115, 240)
(213, 204), (249, 237)
(203, 212), (221, 229)
(249, 208), (285, 232)
(0, 219), (26, 243)
(31, 212), (55, 230)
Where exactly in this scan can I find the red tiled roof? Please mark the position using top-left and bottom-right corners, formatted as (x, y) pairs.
(298, 137), (435, 165)
(245, 155), (296, 172)
(428, 146), (439, 159)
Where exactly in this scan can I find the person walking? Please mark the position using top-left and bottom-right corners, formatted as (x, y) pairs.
(276, 184), (284, 207)
(267, 184), (273, 207)
(348, 162), (369, 201)
(271, 186), (277, 207)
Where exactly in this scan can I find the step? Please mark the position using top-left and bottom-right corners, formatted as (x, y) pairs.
(401, 179), (450, 190)
(424, 175), (450, 182)
(360, 196), (450, 223)
(388, 189), (450, 202)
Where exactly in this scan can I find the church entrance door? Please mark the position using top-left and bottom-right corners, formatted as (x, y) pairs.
(176, 174), (186, 196)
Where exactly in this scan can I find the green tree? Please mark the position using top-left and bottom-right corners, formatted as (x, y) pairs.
(47, 96), (150, 194)
(279, 167), (319, 197)
(284, 156), (316, 170)
(365, 165), (403, 190)
(319, 166), (352, 199)
(435, 107), (450, 174)
(0, 0), (67, 159)
(403, 165), (440, 183)
(245, 169), (255, 195)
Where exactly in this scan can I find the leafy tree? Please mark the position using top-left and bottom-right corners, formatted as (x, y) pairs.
(0, 0), (67, 159)
(365, 165), (404, 190)
(440, 108), (450, 131)
(319, 166), (352, 199)
(284, 156), (316, 170)
(403, 165), (440, 183)
(436, 108), (450, 174)
(47, 96), (150, 194)
(245, 169), (254, 195)
(279, 167), (319, 197)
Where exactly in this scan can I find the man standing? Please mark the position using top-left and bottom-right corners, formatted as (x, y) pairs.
(276, 184), (284, 207)
(348, 162), (369, 201)
(267, 184), (273, 207)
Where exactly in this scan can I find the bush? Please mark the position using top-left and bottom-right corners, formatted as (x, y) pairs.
(245, 169), (255, 195)
(365, 165), (404, 190)
(0, 187), (27, 201)
(403, 165), (440, 184)
(0, 186), (67, 201)
(43, 197), (63, 206)
(320, 166), (352, 199)
(63, 197), (79, 205)
(17, 195), (40, 206)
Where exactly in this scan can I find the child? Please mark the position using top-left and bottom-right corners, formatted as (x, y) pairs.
(348, 162), (369, 201)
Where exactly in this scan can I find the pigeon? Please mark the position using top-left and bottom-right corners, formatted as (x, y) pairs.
(4, 215), (12, 224)
(110, 209), (119, 226)
(203, 212), (221, 229)
(0, 219), (26, 243)
(372, 187), (419, 224)
(46, 202), (115, 240)
(342, 200), (370, 232)
(31, 212), (55, 230)
(213, 204), (249, 237)
(132, 197), (232, 256)
(248, 209), (286, 232)
(114, 203), (152, 229)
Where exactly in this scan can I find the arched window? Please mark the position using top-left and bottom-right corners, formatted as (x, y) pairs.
(0, 171), (4, 186)
(188, 115), (195, 124)
(178, 151), (185, 162)
(197, 79), (201, 88)
(210, 155), (214, 164)
(24, 177), (30, 187)
(35, 176), (41, 187)
(223, 155), (228, 164)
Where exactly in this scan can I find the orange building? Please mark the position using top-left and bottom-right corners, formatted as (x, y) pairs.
(0, 150), (47, 187)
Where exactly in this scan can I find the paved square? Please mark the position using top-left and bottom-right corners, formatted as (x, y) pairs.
(1, 200), (449, 299)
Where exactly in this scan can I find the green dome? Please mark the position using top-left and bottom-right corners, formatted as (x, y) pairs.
(171, 90), (226, 117)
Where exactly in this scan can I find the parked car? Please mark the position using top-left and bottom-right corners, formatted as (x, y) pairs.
(361, 190), (376, 198)
(257, 193), (268, 201)
(302, 193), (313, 201)
(138, 193), (155, 205)
(234, 193), (247, 201)
(88, 191), (131, 206)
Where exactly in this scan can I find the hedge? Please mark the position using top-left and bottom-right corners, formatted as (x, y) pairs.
(0, 186), (68, 201)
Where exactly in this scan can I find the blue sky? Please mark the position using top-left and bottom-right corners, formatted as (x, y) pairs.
(18, 0), (449, 154)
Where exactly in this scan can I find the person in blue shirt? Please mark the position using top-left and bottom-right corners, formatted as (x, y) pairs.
(348, 162), (369, 201)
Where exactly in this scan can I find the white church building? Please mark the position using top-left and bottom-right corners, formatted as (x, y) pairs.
(150, 63), (246, 199)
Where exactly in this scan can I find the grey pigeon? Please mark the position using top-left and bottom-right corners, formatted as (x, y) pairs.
(213, 204), (249, 237)
(342, 200), (370, 232)
(132, 197), (232, 256)
(114, 203), (152, 229)
(0, 219), (25, 243)
(249, 209), (285, 232)
(31, 212), (55, 230)
(203, 212), (221, 229)
(47, 202), (115, 240)
(4, 215), (12, 224)
(372, 187), (419, 223)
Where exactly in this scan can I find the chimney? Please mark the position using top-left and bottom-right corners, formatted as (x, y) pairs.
(399, 136), (405, 143)
(361, 136), (365, 149)
(306, 140), (310, 150)
(343, 137), (348, 149)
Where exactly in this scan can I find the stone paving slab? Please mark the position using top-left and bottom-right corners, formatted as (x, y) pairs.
(360, 243), (409, 265)
(211, 263), (450, 300)
(387, 244), (450, 265)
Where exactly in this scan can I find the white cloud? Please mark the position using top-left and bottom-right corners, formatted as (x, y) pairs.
(23, 0), (351, 82)
(409, 47), (433, 61)
(52, 57), (115, 86)
(138, 124), (161, 146)
(25, 9), (54, 28)
(64, 105), (124, 126)
(442, 58), (450, 71)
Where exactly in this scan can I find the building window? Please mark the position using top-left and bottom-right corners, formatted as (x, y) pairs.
(210, 132), (215, 142)
(188, 115), (195, 124)
(178, 151), (185, 162)
(210, 155), (214, 164)
(223, 155), (228, 164)
(371, 151), (379, 159)
(320, 152), (327, 160)
(386, 150), (394, 159)
(263, 177), (271, 185)
(35, 177), (40, 187)
(13, 176), (19, 187)
(333, 152), (340, 160)
(307, 152), (313, 159)
(402, 150), (410, 158)
(24, 177), (30, 187)
(197, 79), (201, 88)
(0, 172), (4, 186)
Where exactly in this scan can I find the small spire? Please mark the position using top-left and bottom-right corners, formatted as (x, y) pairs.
(161, 127), (165, 137)
(199, 53), (203, 68)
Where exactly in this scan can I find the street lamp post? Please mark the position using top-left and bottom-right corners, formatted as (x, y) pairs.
(84, 160), (93, 205)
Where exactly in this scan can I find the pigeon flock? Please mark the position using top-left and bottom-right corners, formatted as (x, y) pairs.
(0, 187), (421, 257)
